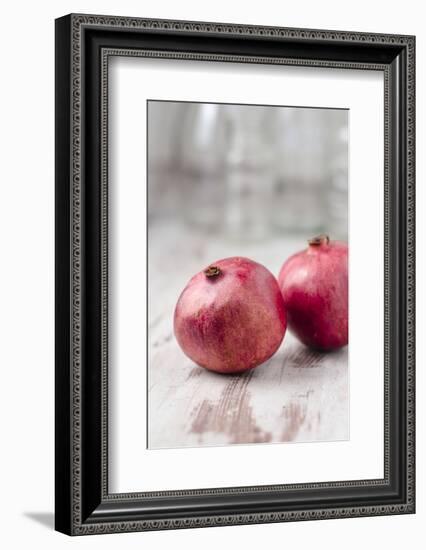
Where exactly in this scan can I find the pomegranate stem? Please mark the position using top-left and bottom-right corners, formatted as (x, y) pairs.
(204, 265), (221, 278)
(308, 234), (330, 246)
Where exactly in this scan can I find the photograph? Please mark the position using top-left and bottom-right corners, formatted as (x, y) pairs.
(0, 0), (419, 543)
(53, 12), (415, 536)
(147, 100), (349, 449)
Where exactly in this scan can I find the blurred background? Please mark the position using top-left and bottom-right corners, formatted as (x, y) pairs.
(147, 101), (348, 242)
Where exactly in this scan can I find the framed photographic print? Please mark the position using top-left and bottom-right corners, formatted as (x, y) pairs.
(55, 14), (415, 535)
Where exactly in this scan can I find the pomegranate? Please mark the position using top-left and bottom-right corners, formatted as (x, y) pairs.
(174, 257), (287, 374)
(278, 235), (348, 351)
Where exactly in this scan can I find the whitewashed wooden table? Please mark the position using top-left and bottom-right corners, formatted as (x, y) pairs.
(148, 220), (348, 449)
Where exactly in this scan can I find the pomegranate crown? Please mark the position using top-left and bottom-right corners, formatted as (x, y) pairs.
(204, 265), (221, 278)
(308, 234), (330, 246)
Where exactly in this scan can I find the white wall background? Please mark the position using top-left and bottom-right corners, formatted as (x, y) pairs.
(0, 0), (422, 548)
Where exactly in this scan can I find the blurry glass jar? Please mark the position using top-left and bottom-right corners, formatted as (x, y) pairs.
(224, 105), (276, 242)
(147, 101), (183, 222)
(271, 108), (329, 235)
(326, 110), (349, 241)
(179, 103), (228, 232)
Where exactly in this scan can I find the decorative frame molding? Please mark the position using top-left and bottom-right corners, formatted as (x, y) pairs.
(55, 14), (415, 535)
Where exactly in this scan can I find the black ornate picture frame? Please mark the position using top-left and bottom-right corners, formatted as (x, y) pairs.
(55, 13), (415, 535)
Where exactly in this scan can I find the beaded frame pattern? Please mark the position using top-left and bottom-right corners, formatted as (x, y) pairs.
(68, 14), (415, 535)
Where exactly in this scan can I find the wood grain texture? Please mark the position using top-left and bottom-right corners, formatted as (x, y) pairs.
(148, 221), (348, 449)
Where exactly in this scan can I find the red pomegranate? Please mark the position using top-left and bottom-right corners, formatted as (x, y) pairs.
(174, 257), (287, 374)
(278, 235), (348, 351)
